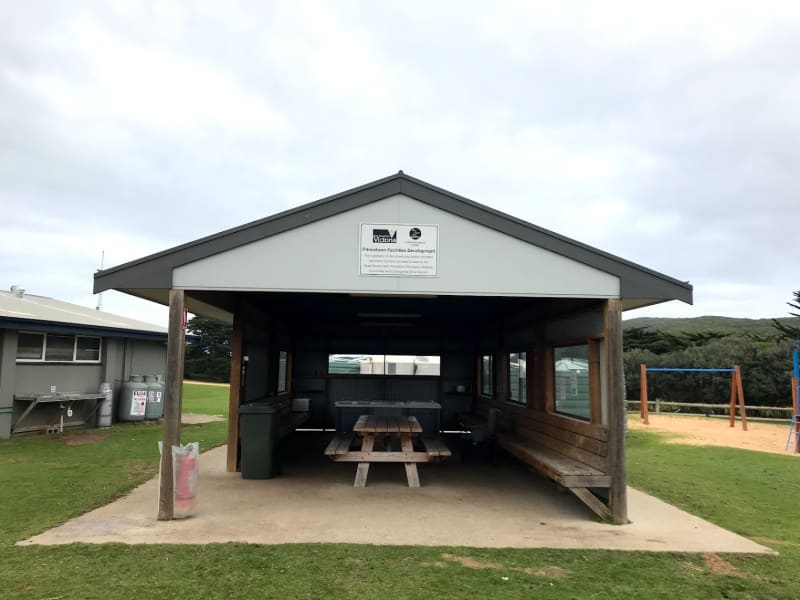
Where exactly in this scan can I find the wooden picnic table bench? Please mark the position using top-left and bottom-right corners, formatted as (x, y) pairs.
(324, 414), (451, 487)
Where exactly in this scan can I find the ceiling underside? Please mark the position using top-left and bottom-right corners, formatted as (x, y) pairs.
(180, 290), (606, 337)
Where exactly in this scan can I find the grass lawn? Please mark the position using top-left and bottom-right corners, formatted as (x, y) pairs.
(182, 381), (230, 417)
(0, 387), (798, 598)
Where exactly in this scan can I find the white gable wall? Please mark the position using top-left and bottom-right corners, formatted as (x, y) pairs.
(172, 194), (620, 298)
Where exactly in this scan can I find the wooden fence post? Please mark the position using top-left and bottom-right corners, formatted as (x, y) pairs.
(639, 364), (649, 425)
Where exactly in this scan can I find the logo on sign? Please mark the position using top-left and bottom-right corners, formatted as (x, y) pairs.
(372, 229), (397, 243)
(409, 227), (421, 240)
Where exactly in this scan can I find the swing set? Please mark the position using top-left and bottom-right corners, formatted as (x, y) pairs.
(786, 342), (799, 454)
(638, 364), (747, 430)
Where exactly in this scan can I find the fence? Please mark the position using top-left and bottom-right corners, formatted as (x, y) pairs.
(626, 399), (793, 421)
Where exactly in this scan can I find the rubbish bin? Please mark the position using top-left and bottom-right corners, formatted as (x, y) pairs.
(239, 402), (280, 479)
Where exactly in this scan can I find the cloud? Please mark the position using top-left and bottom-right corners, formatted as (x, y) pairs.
(1, 1), (798, 324)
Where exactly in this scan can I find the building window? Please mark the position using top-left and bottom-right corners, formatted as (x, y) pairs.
(16, 332), (102, 364)
(277, 351), (288, 393)
(17, 332), (45, 360)
(508, 351), (527, 404)
(45, 334), (74, 361)
(553, 344), (590, 420)
(480, 354), (493, 396)
(76, 336), (101, 361)
(327, 355), (440, 376)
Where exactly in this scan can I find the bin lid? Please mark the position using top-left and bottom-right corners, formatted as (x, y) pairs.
(238, 402), (278, 414)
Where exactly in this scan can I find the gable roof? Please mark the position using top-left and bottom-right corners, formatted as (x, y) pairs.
(0, 290), (168, 340)
(93, 172), (692, 307)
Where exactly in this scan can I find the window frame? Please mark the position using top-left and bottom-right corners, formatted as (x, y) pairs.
(479, 354), (494, 397)
(16, 332), (103, 364)
(326, 354), (441, 377)
(277, 350), (289, 393)
(75, 335), (102, 362)
(552, 341), (591, 421)
(507, 351), (527, 405)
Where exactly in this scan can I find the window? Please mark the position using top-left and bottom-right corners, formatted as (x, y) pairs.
(553, 344), (590, 420)
(76, 336), (101, 361)
(327, 354), (440, 376)
(508, 351), (527, 404)
(17, 332), (44, 360)
(277, 351), (288, 393)
(480, 354), (493, 396)
(16, 332), (102, 363)
(45, 335), (74, 361)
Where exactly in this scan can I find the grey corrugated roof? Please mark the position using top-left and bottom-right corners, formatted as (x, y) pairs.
(94, 172), (692, 305)
(0, 290), (167, 337)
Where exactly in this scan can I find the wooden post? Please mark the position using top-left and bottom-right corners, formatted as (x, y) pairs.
(735, 365), (747, 431)
(588, 340), (601, 423)
(226, 310), (245, 472)
(639, 364), (649, 425)
(606, 299), (628, 523)
(728, 369), (736, 428)
(157, 289), (186, 521)
(728, 365), (747, 430)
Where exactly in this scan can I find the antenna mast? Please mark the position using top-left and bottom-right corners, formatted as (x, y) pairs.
(95, 250), (105, 311)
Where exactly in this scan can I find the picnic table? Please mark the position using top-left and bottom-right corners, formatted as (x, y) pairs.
(324, 414), (451, 487)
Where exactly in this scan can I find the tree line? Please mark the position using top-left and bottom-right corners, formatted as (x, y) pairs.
(181, 291), (800, 409)
(624, 290), (800, 411)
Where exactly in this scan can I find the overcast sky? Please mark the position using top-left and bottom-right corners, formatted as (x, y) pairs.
(2, 1), (798, 327)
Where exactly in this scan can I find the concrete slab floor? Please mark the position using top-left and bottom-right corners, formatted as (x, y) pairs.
(20, 433), (774, 554)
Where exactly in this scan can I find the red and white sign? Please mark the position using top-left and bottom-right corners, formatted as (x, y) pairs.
(130, 390), (147, 416)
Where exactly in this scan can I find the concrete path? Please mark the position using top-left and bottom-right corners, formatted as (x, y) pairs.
(21, 434), (774, 553)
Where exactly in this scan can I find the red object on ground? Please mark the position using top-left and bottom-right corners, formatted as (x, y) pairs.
(175, 453), (197, 511)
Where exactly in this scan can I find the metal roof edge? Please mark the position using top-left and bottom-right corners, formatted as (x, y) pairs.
(94, 172), (405, 293)
(94, 171), (692, 304)
(0, 317), (169, 340)
(397, 175), (693, 300)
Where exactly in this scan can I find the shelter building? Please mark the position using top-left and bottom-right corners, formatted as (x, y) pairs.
(0, 287), (168, 437)
(93, 172), (692, 522)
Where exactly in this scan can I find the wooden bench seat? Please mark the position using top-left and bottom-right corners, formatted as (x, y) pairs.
(496, 431), (612, 520)
(421, 435), (452, 461)
(463, 407), (613, 521)
(324, 433), (354, 456)
(496, 432), (610, 488)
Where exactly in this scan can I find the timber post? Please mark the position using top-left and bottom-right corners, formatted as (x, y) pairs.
(157, 289), (186, 521)
(226, 309), (244, 472)
(639, 363), (649, 424)
(606, 299), (628, 523)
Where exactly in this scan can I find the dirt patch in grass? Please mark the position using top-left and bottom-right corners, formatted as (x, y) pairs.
(703, 553), (748, 578)
(441, 553), (567, 578)
(182, 413), (225, 424)
(183, 380), (230, 388)
(629, 414), (794, 456)
(61, 433), (109, 446)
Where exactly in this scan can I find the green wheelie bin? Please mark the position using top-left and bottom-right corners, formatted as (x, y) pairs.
(239, 402), (280, 479)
